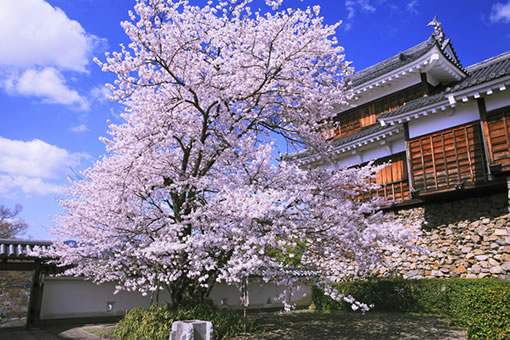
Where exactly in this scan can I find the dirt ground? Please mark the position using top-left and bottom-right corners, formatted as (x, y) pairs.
(231, 311), (467, 340)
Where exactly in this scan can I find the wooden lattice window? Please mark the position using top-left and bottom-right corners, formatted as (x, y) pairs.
(331, 83), (428, 140)
(485, 105), (510, 172)
(409, 121), (488, 192)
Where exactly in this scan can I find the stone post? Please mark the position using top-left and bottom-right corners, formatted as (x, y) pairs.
(169, 320), (213, 340)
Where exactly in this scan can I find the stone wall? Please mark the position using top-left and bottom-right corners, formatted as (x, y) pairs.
(383, 192), (510, 280)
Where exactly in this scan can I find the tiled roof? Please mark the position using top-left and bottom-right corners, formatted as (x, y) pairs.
(346, 37), (436, 88)
(377, 92), (446, 119)
(448, 51), (510, 93)
(377, 50), (510, 120)
(0, 239), (52, 259)
(285, 124), (390, 161)
(331, 124), (389, 147)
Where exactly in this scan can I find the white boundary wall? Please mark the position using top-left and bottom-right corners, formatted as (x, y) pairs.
(40, 277), (312, 320)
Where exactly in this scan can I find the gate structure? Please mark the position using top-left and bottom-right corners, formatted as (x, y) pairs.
(0, 239), (53, 328)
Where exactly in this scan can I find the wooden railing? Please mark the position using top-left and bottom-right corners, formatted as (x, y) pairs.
(356, 153), (411, 204)
(358, 180), (410, 204)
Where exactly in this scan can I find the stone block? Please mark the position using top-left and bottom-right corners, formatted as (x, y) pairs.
(470, 264), (481, 273)
(431, 270), (443, 277)
(461, 246), (472, 253)
(494, 229), (508, 236)
(473, 249), (484, 255)
(456, 265), (467, 274)
(169, 320), (213, 340)
(407, 270), (419, 278)
(488, 258), (499, 266)
(475, 255), (488, 261)
(490, 266), (503, 274)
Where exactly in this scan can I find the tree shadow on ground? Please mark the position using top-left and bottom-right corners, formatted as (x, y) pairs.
(232, 311), (466, 340)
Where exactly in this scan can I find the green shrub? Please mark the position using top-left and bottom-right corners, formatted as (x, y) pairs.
(312, 278), (510, 339)
(449, 285), (510, 340)
(113, 299), (255, 340)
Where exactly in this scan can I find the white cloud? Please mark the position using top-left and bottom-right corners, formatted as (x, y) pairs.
(345, 0), (376, 20)
(490, 1), (510, 23)
(71, 124), (88, 133)
(0, 137), (88, 179)
(0, 137), (90, 197)
(0, 0), (101, 72)
(0, 0), (106, 110)
(407, 0), (419, 14)
(0, 175), (64, 196)
(3, 67), (89, 111)
(90, 86), (112, 104)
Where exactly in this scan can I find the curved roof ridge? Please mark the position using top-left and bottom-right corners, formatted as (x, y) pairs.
(346, 36), (436, 88)
(466, 50), (510, 72)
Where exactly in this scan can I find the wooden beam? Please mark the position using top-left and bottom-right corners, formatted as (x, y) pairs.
(403, 122), (415, 195)
(441, 134), (449, 186)
(420, 73), (430, 96)
(477, 98), (494, 174)
(26, 260), (46, 328)
(0, 262), (36, 271)
(430, 136), (438, 190)
(463, 127), (475, 181)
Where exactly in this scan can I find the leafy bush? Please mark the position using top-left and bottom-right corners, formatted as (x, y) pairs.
(312, 278), (510, 340)
(113, 299), (255, 340)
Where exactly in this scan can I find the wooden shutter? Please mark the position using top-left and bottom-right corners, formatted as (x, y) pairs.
(409, 121), (487, 192)
(375, 158), (407, 185)
(486, 106), (510, 172)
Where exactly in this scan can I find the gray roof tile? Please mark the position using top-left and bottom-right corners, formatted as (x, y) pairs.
(331, 124), (388, 147)
(377, 50), (510, 120)
(0, 238), (51, 259)
(346, 37), (436, 88)
(377, 92), (446, 119)
(448, 51), (510, 93)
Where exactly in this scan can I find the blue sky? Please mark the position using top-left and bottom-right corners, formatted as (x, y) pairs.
(1, 0), (509, 240)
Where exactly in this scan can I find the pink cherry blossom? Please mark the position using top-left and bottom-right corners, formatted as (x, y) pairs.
(40, 0), (414, 308)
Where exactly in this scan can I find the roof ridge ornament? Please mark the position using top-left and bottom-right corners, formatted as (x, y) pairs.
(427, 15), (448, 47)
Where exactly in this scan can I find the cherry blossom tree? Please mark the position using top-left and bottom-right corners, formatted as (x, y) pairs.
(44, 0), (414, 308)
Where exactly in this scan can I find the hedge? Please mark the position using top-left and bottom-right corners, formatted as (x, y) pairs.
(312, 278), (510, 340)
(112, 299), (255, 340)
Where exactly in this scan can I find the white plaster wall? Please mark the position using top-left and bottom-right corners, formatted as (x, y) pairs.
(336, 152), (363, 168)
(335, 136), (405, 169)
(209, 280), (311, 309)
(408, 101), (480, 139)
(485, 90), (510, 112)
(362, 138), (405, 162)
(40, 278), (153, 319)
(40, 277), (312, 320)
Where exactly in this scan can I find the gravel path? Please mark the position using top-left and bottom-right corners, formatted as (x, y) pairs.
(232, 311), (467, 340)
